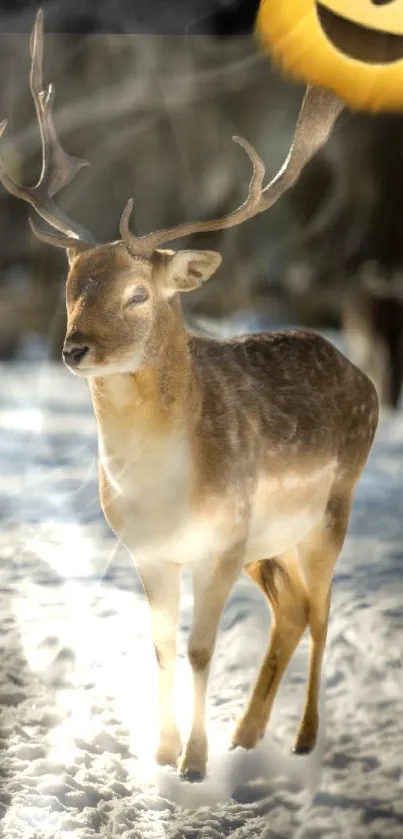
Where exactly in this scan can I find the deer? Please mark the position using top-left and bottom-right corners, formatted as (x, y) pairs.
(342, 263), (403, 410)
(0, 10), (379, 783)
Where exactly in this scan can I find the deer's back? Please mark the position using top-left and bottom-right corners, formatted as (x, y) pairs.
(190, 328), (378, 483)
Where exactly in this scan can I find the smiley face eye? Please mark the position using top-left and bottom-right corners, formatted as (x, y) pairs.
(125, 286), (149, 306)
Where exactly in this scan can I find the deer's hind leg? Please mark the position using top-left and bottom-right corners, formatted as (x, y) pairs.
(232, 490), (354, 754)
(231, 548), (309, 750)
(293, 490), (353, 755)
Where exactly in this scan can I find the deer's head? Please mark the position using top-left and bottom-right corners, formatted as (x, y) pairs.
(62, 243), (221, 376)
(0, 9), (343, 377)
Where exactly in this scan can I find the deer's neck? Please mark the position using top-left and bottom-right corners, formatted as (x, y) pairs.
(88, 324), (199, 450)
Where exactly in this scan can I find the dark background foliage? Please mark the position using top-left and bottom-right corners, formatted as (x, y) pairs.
(1, 0), (403, 364)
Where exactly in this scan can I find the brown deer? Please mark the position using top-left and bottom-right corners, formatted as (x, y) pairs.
(1, 10), (379, 782)
(342, 263), (403, 410)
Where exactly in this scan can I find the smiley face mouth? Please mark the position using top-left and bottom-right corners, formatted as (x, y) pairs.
(316, 2), (403, 63)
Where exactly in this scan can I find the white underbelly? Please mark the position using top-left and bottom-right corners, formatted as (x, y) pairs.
(123, 500), (328, 569)
(113, 459), (337, 569)
(244, 508), (323, 563)
(243, 459), (337, 562)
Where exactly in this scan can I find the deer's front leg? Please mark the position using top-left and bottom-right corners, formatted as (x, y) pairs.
(138, 561), (181, 768)
(179, 545), (244, 782)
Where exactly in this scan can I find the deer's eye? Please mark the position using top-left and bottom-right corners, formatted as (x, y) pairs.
(125, 286), (149, 306)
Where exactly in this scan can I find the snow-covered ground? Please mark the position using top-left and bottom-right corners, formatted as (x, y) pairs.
(1, 330), (403, 838)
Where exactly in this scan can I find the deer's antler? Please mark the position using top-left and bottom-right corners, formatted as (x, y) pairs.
(1, 10), (343, 258)
(0, 8), (95, 248)
(120, 136), (267, 257)
(120, 85), (344, 259)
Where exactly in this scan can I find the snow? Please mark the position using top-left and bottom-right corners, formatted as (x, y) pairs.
(1, 336), (403, 838)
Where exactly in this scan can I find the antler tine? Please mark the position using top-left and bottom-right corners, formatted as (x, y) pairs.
(120, 85), (343, 259)
(28, 215), (95, 251)
(0, 9), (95, 246)
(119, 136), (267, 258)
(30, 9), (89, 200)
(256, 85), (344, 213)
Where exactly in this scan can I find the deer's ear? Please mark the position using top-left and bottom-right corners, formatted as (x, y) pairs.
(164, 250), (222, 294)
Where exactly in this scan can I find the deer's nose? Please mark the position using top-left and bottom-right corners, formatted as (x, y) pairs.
(63, 337), (89, 368)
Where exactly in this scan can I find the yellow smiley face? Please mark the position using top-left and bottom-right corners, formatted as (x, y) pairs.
(256, 0), (403, 112)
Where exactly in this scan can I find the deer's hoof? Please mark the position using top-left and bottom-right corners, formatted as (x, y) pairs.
(156, 750), (179, 768)
(178, 736), (207, 782)
(179, 767), (205, 783)
(292, 742), (314, 756)
(293, 720), (318, 755)
(230, 718), (262, 751)
(230, 736), (256, 751)
(155, 733), (181, 768)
